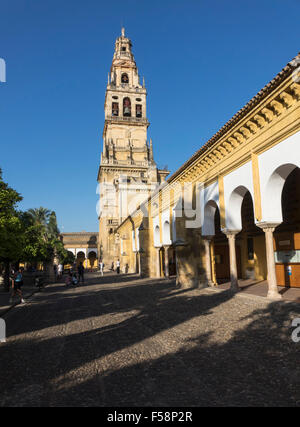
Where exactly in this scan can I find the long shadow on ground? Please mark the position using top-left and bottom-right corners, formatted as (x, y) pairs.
(0, 274), (299, 406)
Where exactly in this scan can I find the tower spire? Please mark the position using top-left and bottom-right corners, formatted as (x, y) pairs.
(121, 27), (125, 37)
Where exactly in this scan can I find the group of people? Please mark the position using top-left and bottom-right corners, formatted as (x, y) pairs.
(65, 262), (85, 287)
(98, 259), (120, 275)
(8, 258), (123, 304)
(53, 262), (85, 287)
(9, 268), (26, 304)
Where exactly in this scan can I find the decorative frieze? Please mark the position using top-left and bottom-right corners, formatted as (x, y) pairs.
(279, 91), (294, 108)
(253, 113), (266, 128)
(261, 107), (274, 122)
(270, 100), (284, 115)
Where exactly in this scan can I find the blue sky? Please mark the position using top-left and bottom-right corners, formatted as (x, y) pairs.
(0, 0), (299, 232)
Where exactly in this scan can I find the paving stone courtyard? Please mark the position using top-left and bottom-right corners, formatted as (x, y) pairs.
(0, 272), (299, 407)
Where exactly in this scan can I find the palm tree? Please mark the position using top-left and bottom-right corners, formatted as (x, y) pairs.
(47, 211), (60, 239)
(27, 207), (51, 227)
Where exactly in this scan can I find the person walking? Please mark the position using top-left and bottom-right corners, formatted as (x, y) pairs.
(78, 262), (85, 283)
(58, 263), (63, 280)
(99, 261), (104, 276)
(10, 269), (25, 304)
(116, 259), (120, 274)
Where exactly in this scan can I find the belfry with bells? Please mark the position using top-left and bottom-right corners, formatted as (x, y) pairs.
(97, 28), (169, 266)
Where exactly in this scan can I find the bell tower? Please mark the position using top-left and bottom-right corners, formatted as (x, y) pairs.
(97, 28), (169, 266)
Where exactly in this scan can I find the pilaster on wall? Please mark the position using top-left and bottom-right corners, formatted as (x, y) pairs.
(251, 152), (262, 222)
(218, 176), (226, 229)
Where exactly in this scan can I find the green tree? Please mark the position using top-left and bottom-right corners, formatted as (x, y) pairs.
(0, 169), (23, 290)
(0, 169), (67, 287)
(27, 207), (51, 227)
(47, 211), (60, 240)
(55, 241), (75, 266)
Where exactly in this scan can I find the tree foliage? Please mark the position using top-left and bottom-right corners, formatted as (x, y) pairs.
(0, 168), (72, 288)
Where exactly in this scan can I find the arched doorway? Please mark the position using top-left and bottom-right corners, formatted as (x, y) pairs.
(88, 251), (97, 269)
(213, 206), (242, 283)
(238, 190), (265, 281)
(76, 251), (86, 267)
(274, 167), (300, 287)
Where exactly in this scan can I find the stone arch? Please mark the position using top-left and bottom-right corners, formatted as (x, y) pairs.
(88, 250), (97, 268)
(76, 251), (86, 267)
(262, 163), (298, 223)
(162, 220), (171, 245)
(154, 225), (160, 247)
(77, 251), (86, 259)
(202, 200), (218, 236)
(226, 185), (251, 231)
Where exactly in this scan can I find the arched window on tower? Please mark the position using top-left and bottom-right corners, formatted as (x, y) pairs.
(136, 104), (142, 118)
(121, 73), (129, 84)
(112, 102), (119, 116)
(123, 97), (131, 117)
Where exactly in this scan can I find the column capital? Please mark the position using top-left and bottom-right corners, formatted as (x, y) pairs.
(222, 229), (240, 238)
(256, 222), (281, 232)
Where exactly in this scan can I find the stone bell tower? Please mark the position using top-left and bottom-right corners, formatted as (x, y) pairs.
(97, 28), (169, 266)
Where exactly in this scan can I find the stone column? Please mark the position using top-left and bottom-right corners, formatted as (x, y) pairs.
(133, 251), (137, 274)
(257, 222), (282, 300)
(155, 247), (161, 278)
(203, 236), (214, 287)
(225, 231), (239, 292)
(45, 259), (56, 284)
(164, 246), (170, 278)
(137, 251), (141, 276)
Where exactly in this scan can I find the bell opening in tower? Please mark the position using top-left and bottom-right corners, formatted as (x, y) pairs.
(121, 73), (129, 83)
(123, 97), (131, 117)
(136, 104), (142, 118)
(112, 102), (119, 116)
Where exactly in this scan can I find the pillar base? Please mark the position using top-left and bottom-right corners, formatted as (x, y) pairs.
(206, 280), (215, 287)
(267, 290), (282, 301)
(230, 282), (240, 292)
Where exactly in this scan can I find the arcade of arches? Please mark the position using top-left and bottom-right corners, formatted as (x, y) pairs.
(60, 233), (99, 270)
(116, 52), (300, 300)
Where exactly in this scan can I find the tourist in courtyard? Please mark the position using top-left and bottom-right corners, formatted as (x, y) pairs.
(111, 261), (114, 271)
(116, 259), (120, 274)
(72, 272), (78, 286)
(99, 261), (104, 276)
(65, 272), (72, 287)
(10, 269), (25, 304)
(78, 262), (85, 283)
(57, 263), (63, 280)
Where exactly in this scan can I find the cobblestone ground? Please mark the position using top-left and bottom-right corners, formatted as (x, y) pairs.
(0, 273), (299, 407)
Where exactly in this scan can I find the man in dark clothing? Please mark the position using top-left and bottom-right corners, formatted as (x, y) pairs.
(78, 262), (85, 283)
(116, 259), (120, 274)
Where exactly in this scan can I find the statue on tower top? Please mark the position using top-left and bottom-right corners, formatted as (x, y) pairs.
(121, 27), (125, 37)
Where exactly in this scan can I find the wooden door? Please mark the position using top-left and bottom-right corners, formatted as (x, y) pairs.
(214, 244), (242, 283)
